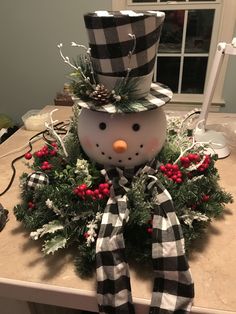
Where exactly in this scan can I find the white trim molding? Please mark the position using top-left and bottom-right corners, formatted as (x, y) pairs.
(112, 0), (236, 109)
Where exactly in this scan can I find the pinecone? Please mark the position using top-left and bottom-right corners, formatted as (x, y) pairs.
(89, 84), (111, 105)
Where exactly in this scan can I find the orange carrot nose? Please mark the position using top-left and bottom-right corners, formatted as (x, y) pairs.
(112, 139), (128, 153)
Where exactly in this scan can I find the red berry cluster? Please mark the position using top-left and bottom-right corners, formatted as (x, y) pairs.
(180, 153), (211, 172)
(73, 183), (110, 200)
(41, 160), (53, 171)
(197, 155), (211, 172)
(24, 143), (58, 171)
(180, 153), (200, 168)
(28, 201), (35, 209)
(34, 143), (58, 158)
(160, 153), (212, 184)
(159, 163), (183, 183)
(202, 194), (210, 202)
(191, 194), (210, 210)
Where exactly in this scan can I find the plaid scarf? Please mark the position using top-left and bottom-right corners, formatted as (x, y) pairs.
(96, 163), (194, 314)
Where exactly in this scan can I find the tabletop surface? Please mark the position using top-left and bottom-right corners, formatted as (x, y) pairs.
(0, 106), (236, 314)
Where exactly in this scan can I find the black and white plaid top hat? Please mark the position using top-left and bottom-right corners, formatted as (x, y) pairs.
(77, 10), (172, 113)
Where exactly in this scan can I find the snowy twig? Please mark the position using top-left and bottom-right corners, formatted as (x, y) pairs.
(71, 42), (96, 85)
(174, 137), (216, 165)
(45, 109), (68, 157)
(124, 33), (136, 84)
(57, 42), (95, 89)
(57, 43), (79, 71)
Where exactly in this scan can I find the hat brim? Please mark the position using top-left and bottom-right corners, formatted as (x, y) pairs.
(73, 82), (172, 114)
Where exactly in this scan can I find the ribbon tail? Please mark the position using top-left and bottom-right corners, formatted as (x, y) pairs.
(150, 187), (194, 314)
(96, 195), (135, 314)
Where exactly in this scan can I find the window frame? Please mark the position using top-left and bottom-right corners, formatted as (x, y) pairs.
(112, 0), (236, 108)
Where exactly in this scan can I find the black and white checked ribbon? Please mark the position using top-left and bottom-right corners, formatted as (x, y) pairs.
(84, 11), (165, 78)
(96, 164), (194, 314)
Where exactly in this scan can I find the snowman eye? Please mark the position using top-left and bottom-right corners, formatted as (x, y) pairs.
(99, 122), (107, 130)
(132, 123), (140, 131)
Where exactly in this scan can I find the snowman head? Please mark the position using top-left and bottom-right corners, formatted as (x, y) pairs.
(63, 11), (172, 167)
(78, 107), (166, 168)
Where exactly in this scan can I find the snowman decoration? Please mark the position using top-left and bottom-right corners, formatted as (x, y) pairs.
(60, 10), (193, 314)
(76, 11), (172, 169)
(78, 105), (167, 168)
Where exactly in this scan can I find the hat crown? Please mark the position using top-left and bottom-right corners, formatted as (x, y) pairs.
(84, 10), (165, 98)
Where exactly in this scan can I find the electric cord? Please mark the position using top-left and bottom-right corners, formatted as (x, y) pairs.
(0, 121), (69, 197)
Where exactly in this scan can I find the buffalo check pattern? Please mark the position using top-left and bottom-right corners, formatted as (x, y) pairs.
(80, 11), (173, 113)
(26, 171), (49, 190)
(96, 165), (194, 314)
(74, 82), (173, 113)
(84, 11), (165, 77)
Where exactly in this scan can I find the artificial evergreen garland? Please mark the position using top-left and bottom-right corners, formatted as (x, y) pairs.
(14, 107), (233, 277)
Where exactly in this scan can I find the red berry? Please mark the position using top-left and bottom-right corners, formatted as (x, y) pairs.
(41, 165), (47, 170)
(202, 194), (210, 202)
(79, 184), (87, 191)
(28, 201), (35, 209)
(35, 151), (43, 158)
(177, 171), (182, 178)
(188, 153), (197, 162)
(85, 189), (94, 196)
(180, 156), (189, 164)
(147, 227), (153, 234)
(24, 152), (32, 160)
(198, 165), (206, 172)
(176, 178), (183, 183)
(159, 165), (166, 172)
(102, 188), (110, 196)
(183, 163), (190, 169)
(50, 150), (57, 156)
(98, 194), (104, 200)
(193, 154), (200, 162)
(83, 232), (89, 239)
(172, 175), (177, 181)
(99, 183), (105, 191)
(51, 142), (58, 147)
(73, 188), (79, 195)
(166, 171), (172, 177)
(165, 163), (172, 170)
(172, 164), (179, 171)
(94, 189), (99, 196)
(77, 190), (85, 199)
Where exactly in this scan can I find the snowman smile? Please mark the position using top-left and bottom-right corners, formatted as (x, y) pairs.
(95, 142), (144, 164)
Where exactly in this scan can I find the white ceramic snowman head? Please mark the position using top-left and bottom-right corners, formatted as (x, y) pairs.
(78, 107), (166, 168)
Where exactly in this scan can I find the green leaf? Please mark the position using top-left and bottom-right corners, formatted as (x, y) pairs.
(30, 220), (64, 240)
(42, 235), (67, 255)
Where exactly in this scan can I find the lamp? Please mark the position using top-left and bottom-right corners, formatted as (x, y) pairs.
(194, 37), (236, 158)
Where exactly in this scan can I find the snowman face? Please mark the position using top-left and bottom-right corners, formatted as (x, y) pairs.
(77, 108), (166, 168)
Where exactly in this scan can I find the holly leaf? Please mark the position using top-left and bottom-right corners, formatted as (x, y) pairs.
(30, 220), (64, 240)
(42, 235), (67, 255)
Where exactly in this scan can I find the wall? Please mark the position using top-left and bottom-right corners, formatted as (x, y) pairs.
(0, 0), (111, 124)
(1, 0), (236, 126)
(222, 23), (236, 113)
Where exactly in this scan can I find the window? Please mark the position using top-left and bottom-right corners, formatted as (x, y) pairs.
(112, 0), (236, 107)
(156, 8), (215, 94)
